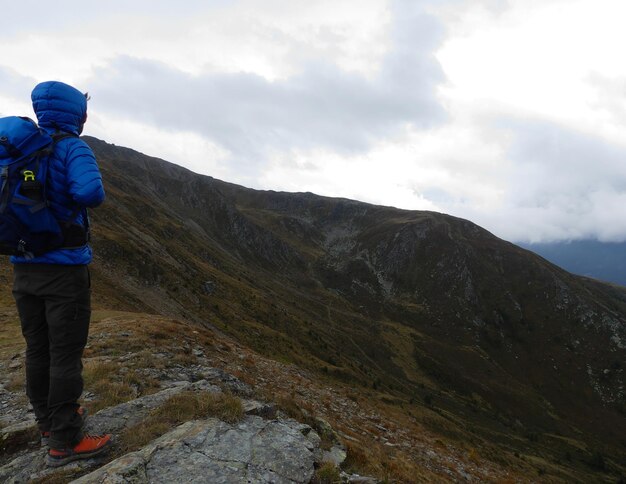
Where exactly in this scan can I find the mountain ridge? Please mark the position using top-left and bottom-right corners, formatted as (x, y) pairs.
(84, 136), (625, 474)
(1, 135), (624, 481)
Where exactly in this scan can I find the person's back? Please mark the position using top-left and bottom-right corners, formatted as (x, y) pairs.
(10, 80), (111, 466)
(11, 81), (105, 265)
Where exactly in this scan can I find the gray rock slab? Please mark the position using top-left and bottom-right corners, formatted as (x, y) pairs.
(83, 379), (223, 435)
(195, 367), (253, 397)
(74, 416), (319, 484)
(242, 399), (277, 419)
(322, 443), (348, 467)
(0, 419), (38, 455)
(0, 374), (314, 484)
(340, 472), (380, 483)
(85, 382), (198, 435)
(0, 381), (220, 483)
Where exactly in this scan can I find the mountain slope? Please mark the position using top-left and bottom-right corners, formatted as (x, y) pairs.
(86, 137), (626, 479)
(2, 136), (624, 481)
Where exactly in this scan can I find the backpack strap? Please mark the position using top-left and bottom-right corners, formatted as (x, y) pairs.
(12, 196), (47, 213)
(0, 135), (24, 159)
(29, 130), (89, 249)
(59, 206), (90, 248)
(51, 132), (77, 143)
(49, 132), (90, 248)
(0, 166), (10, 213)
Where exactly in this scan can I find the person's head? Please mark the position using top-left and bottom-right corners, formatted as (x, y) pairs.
(31, 81), (89, 135)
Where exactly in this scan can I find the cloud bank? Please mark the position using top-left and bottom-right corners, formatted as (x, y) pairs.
(86, 1), (446, 176)
(1, 0), (625, 243)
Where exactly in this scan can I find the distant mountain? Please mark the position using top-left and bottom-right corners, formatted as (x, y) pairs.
(3, 136), (623, 480)
(521, 241), (626, 287)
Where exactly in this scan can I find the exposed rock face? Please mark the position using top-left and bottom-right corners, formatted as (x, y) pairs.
(0, 383), (205, 483)
(0, 374), (351, 484)
(0, 420), (38, 456)
(75, 417), (320, 484)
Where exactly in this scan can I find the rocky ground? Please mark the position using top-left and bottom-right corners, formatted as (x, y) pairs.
(0, 309), (527, 483)
(1, 379), (349, 483)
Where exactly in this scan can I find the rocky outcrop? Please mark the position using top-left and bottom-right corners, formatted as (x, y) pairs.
(1, 383), (204, 483)
(0, 420), (38, 456)
(75, 417), (320, 484)
(0, 375), (356, 484)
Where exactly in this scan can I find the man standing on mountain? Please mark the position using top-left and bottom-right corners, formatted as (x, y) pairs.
(11, 81), (111, 466)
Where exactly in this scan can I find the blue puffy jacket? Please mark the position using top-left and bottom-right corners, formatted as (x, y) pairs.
(11, 81), (105, 265)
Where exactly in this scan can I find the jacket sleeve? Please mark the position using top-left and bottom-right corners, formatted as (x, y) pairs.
(65, 140), (105, 208)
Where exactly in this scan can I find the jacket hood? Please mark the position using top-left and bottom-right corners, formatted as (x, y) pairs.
(31, 81), (87, 135)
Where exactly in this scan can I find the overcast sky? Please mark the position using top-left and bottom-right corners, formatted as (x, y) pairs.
(2, 0), (626, 243)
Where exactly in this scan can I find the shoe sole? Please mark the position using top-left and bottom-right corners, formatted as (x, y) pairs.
(46, 438), (112, 467)
(41, 407), (89, 447)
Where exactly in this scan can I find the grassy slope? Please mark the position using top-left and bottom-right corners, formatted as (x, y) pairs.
(0, 275), (622, 482)
(88, 137), (626, 481)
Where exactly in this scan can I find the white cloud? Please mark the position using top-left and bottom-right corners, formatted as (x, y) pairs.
(0, 67), (38, 119)
(80, 1), (446, 177)
(86, 113), (234, 183)
(436, 0), (626, 141)
(257, 118), (508, 217)
(1, 0), (391, 82)
(458, 117), (626, 242)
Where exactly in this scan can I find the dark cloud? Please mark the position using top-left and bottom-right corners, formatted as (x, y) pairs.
(87, 1), (447, 174)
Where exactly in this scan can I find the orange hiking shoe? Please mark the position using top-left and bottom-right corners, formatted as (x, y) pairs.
(46, 434), (112, 467)
(41, 406), (89, 447)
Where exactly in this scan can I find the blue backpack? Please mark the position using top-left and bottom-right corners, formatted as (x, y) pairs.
(0, 116), (76, 258)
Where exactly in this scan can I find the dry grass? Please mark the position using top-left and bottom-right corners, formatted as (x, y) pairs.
(467, 447), (481, 464)
(81, 356), (163, 414)
(29, 469), (83, 484)
(0, 310), (24, 361)
(312, 462), (341, 484)
(6, 371), (24, 392)
(343, 441), (423, 484)
(171, 352), (198, 366)
(82, 360), (136, 413)
(80, 315), (211, 415)
(83, 360), (119, 386)
(118, 421), (171, 453)
(119, 391), (244, 452)
(229, 368), (256, 386)
(168, 391), (244, 424)
(128, 350), (166, 370)
(89, 381), (137, 414)
(274, 393), (316, 425)
(121, 370), (160, 394)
